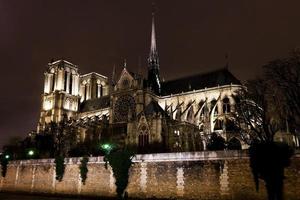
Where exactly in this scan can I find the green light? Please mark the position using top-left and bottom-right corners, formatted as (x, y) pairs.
(28, 150), (34, 156)
(101, 144), (111, 150)
(5, 155), (10, 159)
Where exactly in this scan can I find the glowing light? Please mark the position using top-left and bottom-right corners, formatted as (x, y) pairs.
(101, 143), (113, 154)
(5, 155), (10, 159)
(28, 150), (34, 156)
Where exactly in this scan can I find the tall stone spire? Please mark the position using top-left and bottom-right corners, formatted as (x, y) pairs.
(147, 7), (161, 95)
(149, 12), (158, 64)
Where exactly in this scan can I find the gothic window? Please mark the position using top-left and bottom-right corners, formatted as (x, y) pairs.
(52, 74), (56, 91)
(69, 73), (73, 94)
(227, 137), (242, 150)
(100, 84), (103, 96)
(138, 134), (149, 147)
(175, 107), (181, 120)
(211, 99), (218, 115)
(64, 71), (68, 91)
(138, 125), (149, 148)
(223, 97), (231, 114)
(84, 84), (87, 101)
(199, 100), (205, 119)
(187, 107), (194, 123)
(214, 119), (223, 130)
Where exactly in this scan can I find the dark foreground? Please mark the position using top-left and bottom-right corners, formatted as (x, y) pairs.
(0, 193), (118, 200)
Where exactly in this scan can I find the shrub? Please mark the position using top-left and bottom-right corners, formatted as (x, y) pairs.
(55, 156), (65, 182)
(79, 156), (89, 185)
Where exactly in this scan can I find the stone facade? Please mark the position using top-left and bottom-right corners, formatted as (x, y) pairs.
(1, 151), (300, 200)
(36, 14), (246, 152)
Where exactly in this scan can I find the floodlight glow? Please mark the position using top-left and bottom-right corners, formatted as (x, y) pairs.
(28, 150), (34, 156)
(101, 144), (111, 150)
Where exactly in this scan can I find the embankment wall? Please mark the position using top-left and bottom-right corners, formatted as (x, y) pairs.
(1, 151), (300, 200)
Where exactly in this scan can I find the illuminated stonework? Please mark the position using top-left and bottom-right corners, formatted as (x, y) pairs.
(37, 15), (246, 152)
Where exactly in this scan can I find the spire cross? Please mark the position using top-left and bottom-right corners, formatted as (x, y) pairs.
(124, 59), (127, 68)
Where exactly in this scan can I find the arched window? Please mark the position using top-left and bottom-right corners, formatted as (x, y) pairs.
(223, 97), (231, 114)
(84, 84), (87, 101)
(64, 71), (68, 91)
(138, 134), (149, 147)
(51, 74), (56, 91)
(214, 119), (223, 130)
(69, 73), (73, 94)
(187, 107), (194, 123)
(211, 99), (218, 115)
(227, 137), (242, 150)
(175, 108), (182, 121)
(138, 125), (149, 148)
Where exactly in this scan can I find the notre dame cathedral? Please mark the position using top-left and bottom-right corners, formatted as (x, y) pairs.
(37, 14), (244, 153)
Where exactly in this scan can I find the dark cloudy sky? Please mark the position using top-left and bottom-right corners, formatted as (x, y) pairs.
(1, 0), (300, 148)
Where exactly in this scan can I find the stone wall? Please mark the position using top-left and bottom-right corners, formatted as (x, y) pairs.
(1, 151), (300, 200)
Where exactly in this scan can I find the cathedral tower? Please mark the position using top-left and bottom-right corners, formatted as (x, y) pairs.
(147, 11), (161, 95)
(37, 60), (80, 132)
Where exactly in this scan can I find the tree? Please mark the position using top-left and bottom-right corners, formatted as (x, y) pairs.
(234, 53), (297, 200)
(206, 132), (226, 150)
(263, 49), (300, 132)
(234, 79), (283, 144)
(104, 149), (134, 200)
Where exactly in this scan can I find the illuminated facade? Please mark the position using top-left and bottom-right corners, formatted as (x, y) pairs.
(37, 15), (244, 152)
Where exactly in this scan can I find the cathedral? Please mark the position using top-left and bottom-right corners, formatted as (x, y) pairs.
(37, 14), (244, 153)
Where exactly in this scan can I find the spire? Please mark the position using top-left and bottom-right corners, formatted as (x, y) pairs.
(148, 4), (159, 67)
(123, 59), (127, 68)
(147, 3), (161, 95)
(111, 64), (116, 86)
(150, 12), (157, 59)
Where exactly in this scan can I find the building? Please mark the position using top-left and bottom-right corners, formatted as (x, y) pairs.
(37, 14), (244, 153)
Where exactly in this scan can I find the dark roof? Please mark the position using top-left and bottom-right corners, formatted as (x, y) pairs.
(79, 95), (110, 112)
(137, 100), (168, 118)
(161, 68), (240, 95)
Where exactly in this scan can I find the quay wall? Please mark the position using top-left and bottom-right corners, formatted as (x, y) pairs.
(1, 151), (300, 200)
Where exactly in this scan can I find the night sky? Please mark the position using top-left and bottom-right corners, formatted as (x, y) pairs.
(1, 0), (300, 148)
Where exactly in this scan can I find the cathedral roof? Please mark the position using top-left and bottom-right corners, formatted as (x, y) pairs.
(161, 68), (241, 95)
(79, 95), (110, 112)
(137, 100), (168, 118)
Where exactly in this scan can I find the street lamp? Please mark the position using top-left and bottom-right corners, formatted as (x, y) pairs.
(101, 143), (113, 154)
(28, 150), (35, 157)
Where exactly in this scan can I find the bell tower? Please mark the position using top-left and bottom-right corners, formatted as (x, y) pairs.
(147, 11), (161, 95)
(37, 59), (80, 132)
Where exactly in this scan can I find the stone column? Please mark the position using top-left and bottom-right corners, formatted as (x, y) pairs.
(220, 161), (229, 196)
(44, 73), (50, 93)
(74, 74), (79, 95)
(71, 74), (75, 95)
(15, 164), (20, 188)
(66, 72), (70, 94)
(86, 83), (90, 100)
(0, 176), (3, 191)
(31, 165), (36, 192)
(52, 164), (56, 193)
(109, 166), (115, 194)
(176, 167), (184, 197)
(140, 162), (147, 193)
(80, 84), (85, 102)
(77, 173), (82, 195)
(54, 72), (58, 91)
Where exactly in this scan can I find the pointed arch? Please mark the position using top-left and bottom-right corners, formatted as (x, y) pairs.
(223, 97), (231, 114)
(227, 137), (242, 150)
(187, 106), (194, 123)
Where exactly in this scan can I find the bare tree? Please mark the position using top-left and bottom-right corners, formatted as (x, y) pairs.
(234, 79), (283, 144)
(263, 49), (300, 131)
